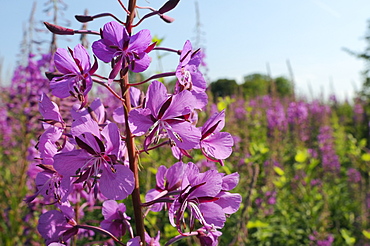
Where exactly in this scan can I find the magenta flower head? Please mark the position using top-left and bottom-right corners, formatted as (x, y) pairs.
(175, 40), (207, 109)
(145, 161), (187, 212)
(49, 44), (98, 107)
(196, 224), (222, 246)
(129, 80), (201, 151)
(92, 21), (153, 82)
(25, 164), (71, 204)
(100, 200), (131, 238)
(37, 205), (78, 245)
(199, 110), (234, 165)
(53, 116), (135, 200)
(168, 163), (241, 233)
(145, 231), (161, 246)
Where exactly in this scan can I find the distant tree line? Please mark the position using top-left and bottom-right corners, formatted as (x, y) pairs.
(209, 73), (294, 100)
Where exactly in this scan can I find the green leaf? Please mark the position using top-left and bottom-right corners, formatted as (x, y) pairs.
(295, 149), (307, 163)
(363, 230), (370, 239)
(246, 220), (269, 229)
(361, 153), (370, 161)
(340, 229), (356, 245)
(274, 166), (285, 176)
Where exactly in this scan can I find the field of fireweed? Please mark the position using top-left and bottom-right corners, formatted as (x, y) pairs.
(0, 0), (370, 245)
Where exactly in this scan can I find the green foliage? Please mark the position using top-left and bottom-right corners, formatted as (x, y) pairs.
(209, 78), (238, 100)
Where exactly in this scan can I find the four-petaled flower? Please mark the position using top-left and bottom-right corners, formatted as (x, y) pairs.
(92, 21), (153, 82)
(53, 116), (135, 200)
(100, 200), (131, 238)
(129, 80), (201, 151)
(199, 110), (234, 165)
(50, 44), (98, 107)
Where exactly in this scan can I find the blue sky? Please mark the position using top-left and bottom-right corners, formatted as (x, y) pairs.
(1, 0), (370, 100)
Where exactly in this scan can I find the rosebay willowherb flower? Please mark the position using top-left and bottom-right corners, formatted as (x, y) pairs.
(30, 0), (240, 244)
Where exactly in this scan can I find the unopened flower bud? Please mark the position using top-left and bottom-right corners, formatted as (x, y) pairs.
(44, 22), (75, 35)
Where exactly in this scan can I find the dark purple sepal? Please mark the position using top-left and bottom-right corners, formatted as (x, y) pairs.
(75, 15), (94, 23)
(158, 0), (181, 14)
(44, 22), (75, 35)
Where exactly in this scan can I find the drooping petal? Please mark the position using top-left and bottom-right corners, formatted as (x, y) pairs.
(99, 164), (135, 200)
(214, 191), (242, 215)
(39, 93), (63, 122)
(201, 132), (233, 160)
(198, 203), (226, 228)
(130, 53), (151, 73)
(221, 173), (239, 191)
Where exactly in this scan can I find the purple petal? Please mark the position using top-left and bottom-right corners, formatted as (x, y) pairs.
(73, 44), (91, 72)
(54, 48), (79, 74)
(166, 162), (186, 190)
(214, 191), (241, 214)
(113, 106), (125, 124)
(179, 40), (192, 66)
(201, 132), (233, 160)
(53, 149), (90, 176)
(50, 76), (76, 98)
(162, 90), (195, 120)
(202, 110), (225, 135)
(128, 108), (154, 136)
(39, 93), (63, 122)
(100, 220), (123, 238)
(189, 170), (222, 198)
(146, 81), (169, 117)
(101, 123), (121, 156)
(156, 165), (167, 189)
(99, 165), (135, 200)
(221, 173), (239, 191)
(102, 200), (119, 220)
(145, 189), (164, 212)
(131, 53), (151, 73)
(198, 203), (226, 228)
(92, 39), (117, 63)
(71, 115), (101, 137)
(166, 121), (201, 150)
(129, 29), (152, 53)
(103, 21), (127, 48)
(127, 237), (141, 246)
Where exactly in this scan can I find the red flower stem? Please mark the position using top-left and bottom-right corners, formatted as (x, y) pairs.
(123, 0), (146, 244)
(76, 224), (126, 245)
(92, 79), (125, 102)
(128, 71), (176, 86)
(153, 46), (181, 54)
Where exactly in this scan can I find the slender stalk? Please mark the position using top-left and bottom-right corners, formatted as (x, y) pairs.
(76, 225), (126, 245)
(122, 1), (146, 244)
